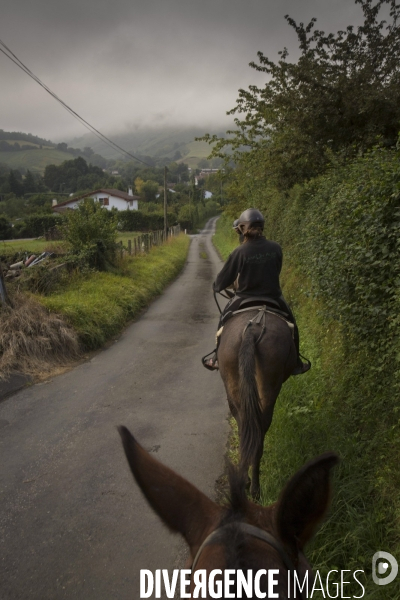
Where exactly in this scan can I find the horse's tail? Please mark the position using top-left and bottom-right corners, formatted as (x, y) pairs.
(238, 325), (263, 470)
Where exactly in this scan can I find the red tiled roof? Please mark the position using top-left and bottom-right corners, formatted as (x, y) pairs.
(53, 189), (140, 208)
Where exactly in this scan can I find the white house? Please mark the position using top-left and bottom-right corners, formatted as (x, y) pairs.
(52, 188), (139, 212)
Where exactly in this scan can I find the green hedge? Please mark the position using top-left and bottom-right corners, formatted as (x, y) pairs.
(117, 210), (177, 231)
(262, 148), (400, 598)
(214, 146), (400, 597)
(13, 214), (62, 238)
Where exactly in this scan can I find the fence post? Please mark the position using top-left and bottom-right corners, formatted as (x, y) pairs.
(128, 239), (132, 255)
(0, 261), (12, 307)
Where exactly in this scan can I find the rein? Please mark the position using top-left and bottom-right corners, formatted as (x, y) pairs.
(191, 522), (304, 599)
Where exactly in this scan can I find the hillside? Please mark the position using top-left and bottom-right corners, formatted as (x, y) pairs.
(0, 148), (80, 174)
(0, 125), (230, 174)
(0, 130), (54, 147)
(68, 125), (229, 165)
(0, 129), (108, 175)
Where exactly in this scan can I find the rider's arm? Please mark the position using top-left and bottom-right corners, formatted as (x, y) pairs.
(213, 251), (240, 293)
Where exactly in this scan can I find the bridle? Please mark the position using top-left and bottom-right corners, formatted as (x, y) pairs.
(191, 522), (305, 599)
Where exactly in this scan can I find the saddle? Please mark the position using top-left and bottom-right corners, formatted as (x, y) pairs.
(221, 295), (292, 327)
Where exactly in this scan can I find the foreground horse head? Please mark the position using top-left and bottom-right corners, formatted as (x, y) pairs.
(218, 310), (297, 498)
(118, 426), (338, 599)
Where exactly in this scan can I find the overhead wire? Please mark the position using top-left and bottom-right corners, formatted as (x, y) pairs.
(0, 38), (155, 168)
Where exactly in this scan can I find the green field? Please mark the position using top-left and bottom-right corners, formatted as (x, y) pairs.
(0, 231), (141, 256)
(178, 140), (214, 168)
(0, 149), (76, 174)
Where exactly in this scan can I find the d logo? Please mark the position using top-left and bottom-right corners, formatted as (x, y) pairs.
(372, 551), (398, 586)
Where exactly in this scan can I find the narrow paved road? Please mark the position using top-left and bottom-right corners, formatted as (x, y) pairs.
(0, 218), (228, 600)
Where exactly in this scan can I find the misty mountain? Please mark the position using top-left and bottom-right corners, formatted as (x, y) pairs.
(66, 125), (229, 161)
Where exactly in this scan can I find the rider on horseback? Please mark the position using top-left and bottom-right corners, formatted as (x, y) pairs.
(203, 208), (311, 375)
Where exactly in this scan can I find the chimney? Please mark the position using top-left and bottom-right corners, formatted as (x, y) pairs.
(128, 187), (133, 196)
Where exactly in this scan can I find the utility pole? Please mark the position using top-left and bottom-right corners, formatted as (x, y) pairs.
(164, 166), (168, 240)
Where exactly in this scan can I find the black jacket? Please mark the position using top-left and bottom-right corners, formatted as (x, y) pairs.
(213, 236), (283, 298)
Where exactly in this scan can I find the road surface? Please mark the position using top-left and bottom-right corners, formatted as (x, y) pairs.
(0, 218), (229, 600)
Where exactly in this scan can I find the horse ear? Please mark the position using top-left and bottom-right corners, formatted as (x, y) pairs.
(118, 426), (222, 553)
(275, 452), (339, 554)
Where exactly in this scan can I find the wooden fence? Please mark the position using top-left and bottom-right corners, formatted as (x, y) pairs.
(121, 224), (181, 257)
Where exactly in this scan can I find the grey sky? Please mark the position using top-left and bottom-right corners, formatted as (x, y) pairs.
(1, 0), (365, 141)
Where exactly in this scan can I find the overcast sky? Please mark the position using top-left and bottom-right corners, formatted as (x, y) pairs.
(1, 0), (366, 141)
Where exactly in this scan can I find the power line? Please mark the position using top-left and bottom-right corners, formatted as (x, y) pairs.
(0, 38), (154, 168)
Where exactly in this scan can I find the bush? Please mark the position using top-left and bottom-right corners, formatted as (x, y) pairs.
(62, 198), (118, 270)
(0, 216), (12, 240)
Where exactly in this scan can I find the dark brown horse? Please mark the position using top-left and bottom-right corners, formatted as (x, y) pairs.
(218, 308), (297, 498)
(119, 426), (338, 599)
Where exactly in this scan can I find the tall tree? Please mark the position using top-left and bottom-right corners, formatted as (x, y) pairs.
(24, 170), (36, 194)
(8, 170), (24, 197)
(204, 0), (400, 190)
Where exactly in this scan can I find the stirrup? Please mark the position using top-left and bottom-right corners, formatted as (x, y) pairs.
(201, 350), (219, 371)
(292, 354), (311, 376)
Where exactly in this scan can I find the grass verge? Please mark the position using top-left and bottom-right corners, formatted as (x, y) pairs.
(36, 234), (190, 350)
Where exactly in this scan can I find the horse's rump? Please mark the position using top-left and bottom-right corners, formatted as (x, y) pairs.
(218, 311), (296, 493)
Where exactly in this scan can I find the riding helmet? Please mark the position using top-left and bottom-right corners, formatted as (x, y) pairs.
(232, 218), (239, 230)
(237, 208), (265, 228)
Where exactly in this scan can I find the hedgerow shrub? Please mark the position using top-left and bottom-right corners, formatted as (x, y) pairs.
(117, 210), (177, 231)
(20, 214), (61, 238)
(214, 146), (400, 596)
(62, 198), (118, 270)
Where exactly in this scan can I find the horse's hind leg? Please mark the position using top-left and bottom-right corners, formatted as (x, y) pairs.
(250, 390), (280, 499)
(227, 395), (239, 420)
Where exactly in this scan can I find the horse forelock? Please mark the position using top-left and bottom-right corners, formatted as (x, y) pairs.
(216, 466), (275, 570)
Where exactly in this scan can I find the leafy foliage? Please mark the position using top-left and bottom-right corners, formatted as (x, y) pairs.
(22, 214), (61, 237)
(44, 156), (107, 193)
(214, 210), (400, 598)
(62, 198), (118, 270)
(204, 0), (400, 189)
(117, 209), (177, 231)
(0, 216), (12, 240)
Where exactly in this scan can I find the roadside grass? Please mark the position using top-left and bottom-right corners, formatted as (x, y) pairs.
(212, 216), (399, 599)
(36, 234), (190, 350)
(257, 276), (400, 599)
(212, 214), (239, 260)
(0, 293), (80, 381)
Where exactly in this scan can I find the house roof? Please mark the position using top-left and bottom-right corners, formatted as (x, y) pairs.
(53, 188), (140, 208)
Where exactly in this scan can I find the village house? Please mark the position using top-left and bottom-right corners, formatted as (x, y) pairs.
(52, 188), (139, 212)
